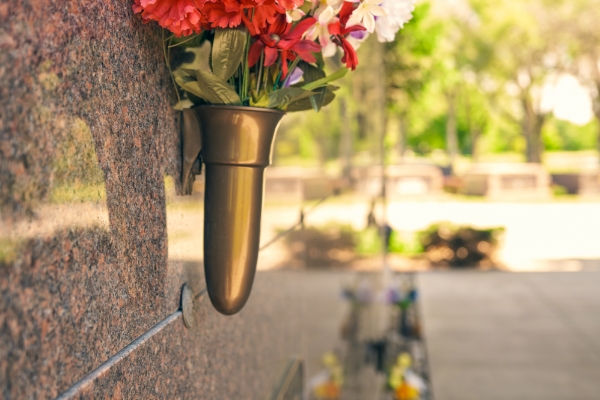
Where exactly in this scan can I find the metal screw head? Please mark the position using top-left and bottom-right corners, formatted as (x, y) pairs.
(181, 284), (195, 329)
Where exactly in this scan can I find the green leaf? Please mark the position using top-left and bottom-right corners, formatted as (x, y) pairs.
(186, 69), (241, 105)
(178, 68), (198, 77)
(173, 69), (197, 94)
(298, 62), (326, 85)
(314, 52), (325, 69)
(309, 87), (327, 112)
(286, 89), (336, 112)
(211, 28), (247, 81)
(177, 69), (241, 105)
(173, 99), (195, 110)
(302, 67), (348, 91)
(250, 91), (269, 108)
(267, 88), (316, 109)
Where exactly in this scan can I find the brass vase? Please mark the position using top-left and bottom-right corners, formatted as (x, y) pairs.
(192, 105), (285, 315)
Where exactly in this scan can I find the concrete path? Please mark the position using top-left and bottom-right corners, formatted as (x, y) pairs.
(418, 271), (600, 400)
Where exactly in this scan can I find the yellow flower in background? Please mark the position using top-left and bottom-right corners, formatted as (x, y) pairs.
(388, 365), (404, 390)
(389, 352), (413, 389)
(395, 382), (420, 400)
(321, 352), (344, 386)
(398, 352), (412, 370)
(314, 382), (340, 400)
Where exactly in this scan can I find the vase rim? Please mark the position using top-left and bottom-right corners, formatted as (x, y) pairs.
(191, 105), (286, 115)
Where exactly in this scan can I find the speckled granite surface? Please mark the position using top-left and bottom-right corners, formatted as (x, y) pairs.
(72, 271), (310, 400)
(0, 1), (338, 398)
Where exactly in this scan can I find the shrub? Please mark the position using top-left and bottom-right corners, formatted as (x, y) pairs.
(418, 223), (503, 267)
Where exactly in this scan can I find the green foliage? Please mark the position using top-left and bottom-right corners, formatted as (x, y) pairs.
(542, 117), (597, 151)
(388, 231), (424, 255)
(552, 184), (569, 197)
(177, 68), (242, 105)
(168, 29), (345, 111)
(302, 67), (347, 91)
(267, 88), (316, 109)
(355, 226), (381, 256)
(384, 2), (442, 106)
(211, 28), (246, 81)
(276, 0), (600, 166)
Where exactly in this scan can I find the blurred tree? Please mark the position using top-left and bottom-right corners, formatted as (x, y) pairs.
(466, 0), (570, 163)
(383, 2), (443, 160)
(568, 0), (600, 162)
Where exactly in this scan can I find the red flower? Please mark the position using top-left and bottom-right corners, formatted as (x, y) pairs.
(242, 0), (286, 36)
(326, 1), (365, 70)
(203, 0), (245, 28)
(337, 0), (355, 26)
(337, 36), (359, 69)
(277, 0), (304, 10)
(248, 15), (320, 77)
(133, 0), (205, 37)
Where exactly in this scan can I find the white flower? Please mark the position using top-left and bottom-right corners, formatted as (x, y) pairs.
(375, 0), (416, 42)
(346, 0), (388, 33)
(286, 8), (306, 23)
(326, 0), (345, 8)
(322, 42), (338, 58)
(308, 5), (337, 47)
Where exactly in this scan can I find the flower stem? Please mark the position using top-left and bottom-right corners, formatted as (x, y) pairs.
(167, 34), (198, 48)
(237, 64), (243, 99)
(256, 51), (264, 94)
(242, 31), (251, 103)
(273, 70), (283, 90)
(263, 64), (270, 93)
(162, 30), (181, 103)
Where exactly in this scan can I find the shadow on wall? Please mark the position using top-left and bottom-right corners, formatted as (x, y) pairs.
(0, 1), (192, 397)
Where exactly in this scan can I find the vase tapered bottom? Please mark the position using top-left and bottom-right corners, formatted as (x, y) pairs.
(194, 105), (285, 315)
(203, 165), (264, 315)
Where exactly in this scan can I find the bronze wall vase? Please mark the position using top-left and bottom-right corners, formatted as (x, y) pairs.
(185, 105), (285, 315)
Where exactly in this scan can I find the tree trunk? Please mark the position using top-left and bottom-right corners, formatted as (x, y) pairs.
(522, 97), (545, 163)
(339, 98), (353, 180)
(471, 127), (481, 162)
(593, 82), (600, 167)
(445, 91), (459, 168)
(398, 114), (407, 161)
(463, 91), (481, 161)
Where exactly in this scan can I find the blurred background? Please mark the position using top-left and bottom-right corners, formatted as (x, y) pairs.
(227, 0), (600, 397)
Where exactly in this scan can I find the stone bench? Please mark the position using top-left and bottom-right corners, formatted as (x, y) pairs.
(551, 170), (600, 196)
(352, 164), (444, 198)
(462, 163), (551, 199)
(265, 167), (333, 201)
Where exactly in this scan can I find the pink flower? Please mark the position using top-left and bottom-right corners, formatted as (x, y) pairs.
(133, 0), (205, 37)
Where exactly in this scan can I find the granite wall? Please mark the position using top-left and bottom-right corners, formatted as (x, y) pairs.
(0, 1), (317, 398)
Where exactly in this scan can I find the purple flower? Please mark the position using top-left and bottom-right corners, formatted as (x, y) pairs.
(350, 30), (369, 40)
(284, 67), (304, 87)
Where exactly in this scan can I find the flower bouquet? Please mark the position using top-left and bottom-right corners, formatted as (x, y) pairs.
(133, 0), (415, 315)
(134, 0), (415, 111)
